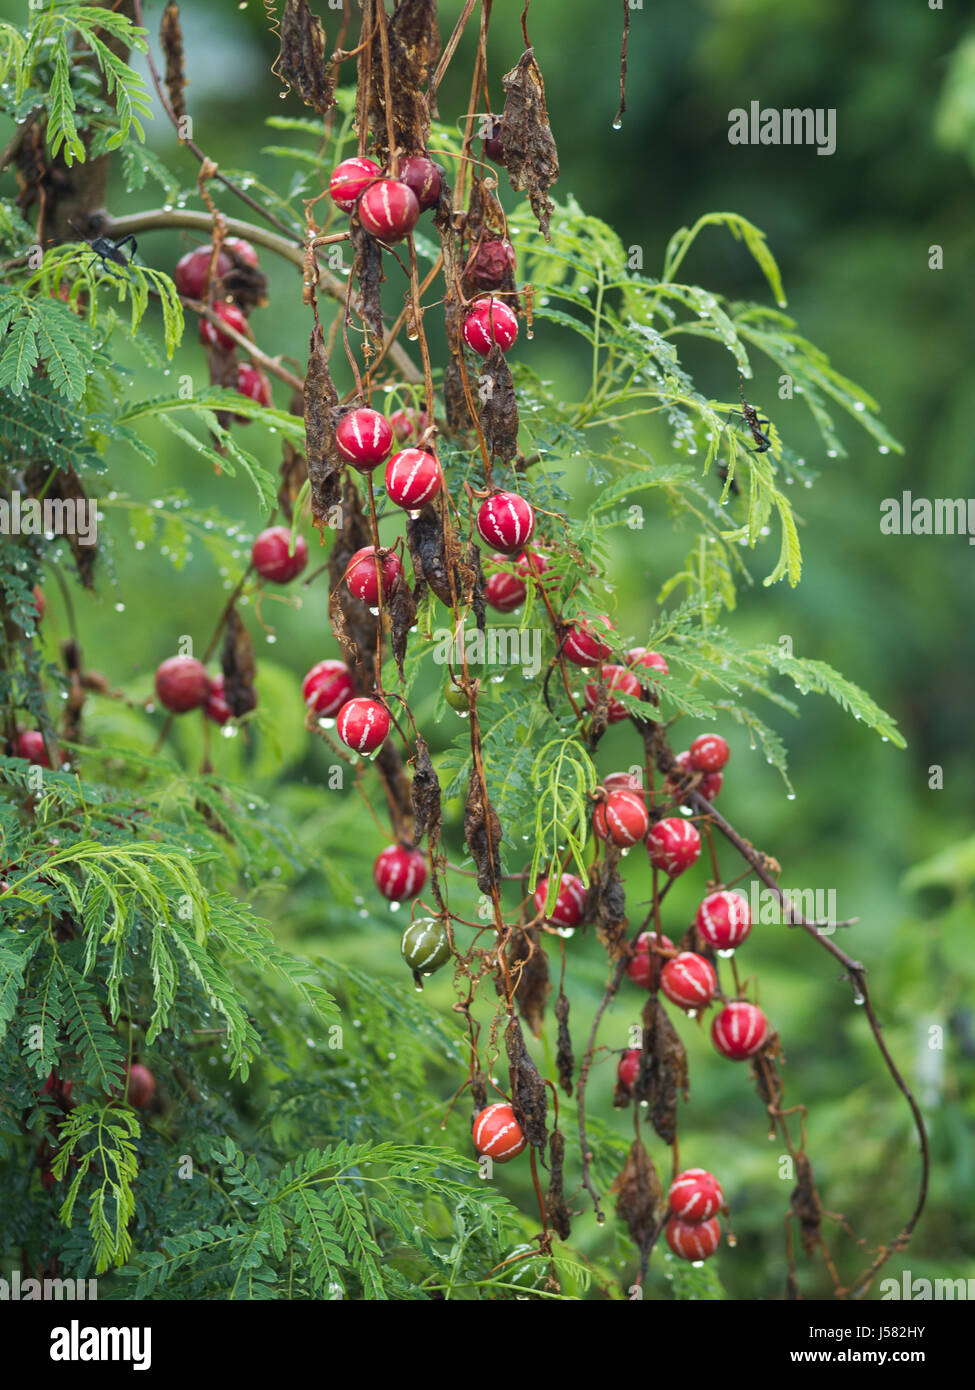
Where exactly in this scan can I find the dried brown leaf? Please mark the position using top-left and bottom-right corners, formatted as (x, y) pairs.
(349, 221), (385, 349)
(500, 49), (560, 240)
(221, 607), (258, 717)
(160, 3), (186, 123)
(546, 1128), (571, 1240)
(369, 0), (441, 158)
(510, 927), (550, 1038)
(303, 325), (341, 533)
(464, 768), (502, 895)
(611, 1136), (666, 1250)
(276, 0), (335, 114)
(410, 734), (441, 848)
(505, 1014), (547, 1150)
(477, 344), (519, 463)
(555, 987), (574, 1097)
(790, 1152), (822, 1256)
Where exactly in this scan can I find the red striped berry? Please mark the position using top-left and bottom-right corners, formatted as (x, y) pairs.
(696, 891), (751, 951)
(337, 697), (390, 754)
(462, 297), (519, 355)
(373, 844), (428, 901)
(476, 491), (535, 554)
(711, 1001), (769, 1060)
(155, 656), (211, 713)
(336, 408), (393, 470)
(516, 549), (552, 583)
(235, 362), (272, 419)
(666, 750), (723, 803)
(358, 178), (420, 242)
(533, 873), (586, 928)
(302, 660), (355, 717)
(584, 664), (642, 723)
(198, 300), (247, 350)
(472, 1102), (526, 1163)
(666, 1215), (721, 1262)
(485, 558), (526, 613)
(389, 407), (429, 442)
(204, 674), (233, 726)
(345, 546), (402, 604)
(399, 155), (442, 211)
(174, 245), (232, 299)
(627, 646), (669, 678)
(668, 1168), (724, 1222)
(625, 930), (674, 990)
(329, 156), (382, 211)
(603, 771), (642, 793)
(252, 526), (307, 583)
(646, 817), (701, 877)
(563, 615), (614, 667)
(225, 237), (259, 268)
(689, 733), (730, 772)
(617, 1048), (642, 1093)
(14, 729), (52, 768)
(592, 789), (649, 848)
(385, 448), (443, 509)
(660, 952), (718, 1011)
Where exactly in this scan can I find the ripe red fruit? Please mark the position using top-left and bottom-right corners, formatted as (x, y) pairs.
(592, 789), (649, 847)
(627, 646), (669, 679)
(711, 1001), (769, 1060)
(385, 448), (443, 509)
(584, 663), (642, 723)
(399, 155), (442, 211)
(198, 300), (248, 350)
(337, 697), (390, 754)
(373, 844), (428, 901)
(562, 615), (614, 667)
(125, 1063), (156, 1110)
(516, 549), (552, 583)
(14, 729), (52, 767)
(689, 733), (730, 773)
(204, 674), (233, 726)
(472, 1102), (526, 1163)
(625, 930), (674, 990)
(617, 1048), (642, 1093)
(696, 890), (751, 951)
(336, 407), (393, 470)
(666, 750), (723, 803)
(302, 660), (355, 717)
(476, 491), (535, 554)
(358, 178), (420, 242)
(345, 546), (402, 604)
(235, 362), (272, 419)
(389, 407), (429, 442)
(225, 236), (259, 268)
(329, 156), (382, 211)
(533, 873), (587, 928)
(646, 817), (702, 876)
(174, 244), (231, 299)
(467, 238), (516, 291)
(660, 952), (718, 1011)
(603, 771), (642, 793)
(251, 526), (308, 583)
(462, 297), (519, 355)
(669, 1168), (724, 1222)
(154, 656), (211, 713)
(485, 559), (526, 613)
(666, 1215), (721, 1261)
(33, 586), (46, 622)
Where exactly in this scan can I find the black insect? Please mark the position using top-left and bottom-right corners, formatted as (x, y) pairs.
(734, 373), (772, 454)
(85, 233), (138, 279)
(717, 462), (740, 497)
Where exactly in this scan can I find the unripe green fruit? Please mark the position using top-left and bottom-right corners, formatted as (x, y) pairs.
(401, 917), (452, 975)
(444, 683), (469, 714)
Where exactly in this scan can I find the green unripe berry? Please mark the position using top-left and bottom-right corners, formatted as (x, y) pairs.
(444, 683), (469, 714)
(401, 917), (452, 975)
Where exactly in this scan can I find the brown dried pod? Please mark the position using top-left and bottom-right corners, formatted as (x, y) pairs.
(477, 344), (519, 463)
(611, 1136), (667, 1250)
(500, 49), (560, 241)
(388, 566), (418, 681)
(790, 1151), (823, 1257)
(160, 3), (186, 123)
(584, 850), (627, 955)
(635, 995), (689, 1146)
(368, 0), (441, 159)
(464, 769), (502, 896)
(275, 0), (335, 114)
(303, 325), (341, 533)
(505, 1014), (548, 1150)
(349, 221), (385, 350)
(410, 734), (441, 849)
(555, 987), (574, 1097)
(546, 1128), (572, 1240)
(221, 607), (258, 717)
(510, 926), (550, 1038)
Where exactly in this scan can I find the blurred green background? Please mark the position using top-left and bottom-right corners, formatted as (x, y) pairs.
(10, 0), (975, 1296)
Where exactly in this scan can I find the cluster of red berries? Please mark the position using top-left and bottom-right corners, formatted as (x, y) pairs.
(664, 1168), (725, 1262)
(153, 655), (236, 726)
(173, 237), (272, 419)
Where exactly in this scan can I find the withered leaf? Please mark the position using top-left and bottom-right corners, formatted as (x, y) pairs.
(388, 566), (418, 679)
(611, 1137), (666, 1250)
(350, 221), (385, 349)
(790, 1152), (822, 1256)
(505, 1014), (547, 1150)
(555, 987), (574, 1096)
(221, 607), (258, 717)
(406, 504), (453, 607)
(410, 734), (441, 848)
(369, 0), (441, 158)
(303, 325), (341, 532)
(160, 3), (186, 123)
(501, 49), (560, 240)
(25, 461), (95, 589)
(477, 344), (519, 463)
(636, 995), (689, 1145)
(464, 768), (502, 895)
(276, 0), (334, 114)
(584, 852), (627, 954)
(546, 1128), (571, 1240)
(510, 927), (550, 1039)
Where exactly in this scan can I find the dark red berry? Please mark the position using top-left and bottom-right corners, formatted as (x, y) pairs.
(337, 697), (390, 754)
(336, 408), (393, 470)
(688, 733), (730, 772)
(302, 660), (355, 717)
(374, 844), (427, 900)
(235, 362), (272, 420)
(154, 656), (211, 713)
(252, 526), (308, 583)
(345, 546), (402, 604)
(476, 491), (535, 554)
(329, 157), (382, 211)
(482, 116), (505, 164)
(358, 179), (420, 242)
(485, 555), (527, 613)
(625, 930), (674, 990)
(125, 1063), (156, 1109)
(14, 729), (52, 767)
(466, 238), (516, 291)
(463, 297), (518, 355)
(199, 301), (247, 350)
(204, 674), (233, 726)
(399, 155), (442, 211)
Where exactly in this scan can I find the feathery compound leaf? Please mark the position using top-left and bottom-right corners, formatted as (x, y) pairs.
(759, 648), (906, 747)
